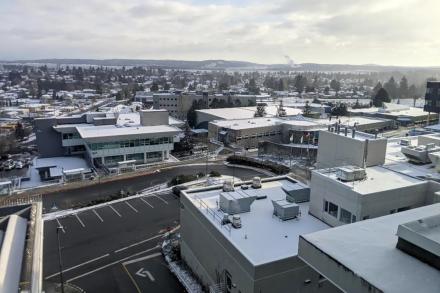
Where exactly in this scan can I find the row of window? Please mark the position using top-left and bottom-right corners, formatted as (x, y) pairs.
(323, 200), (356, 224)
(62, 132), (81, 140)
(104, 151), (163, 165)
(236, 131), (281, 141)
(88, 137), (173, 151)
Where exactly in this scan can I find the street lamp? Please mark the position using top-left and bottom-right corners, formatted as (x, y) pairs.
(56, 225), (65, 293)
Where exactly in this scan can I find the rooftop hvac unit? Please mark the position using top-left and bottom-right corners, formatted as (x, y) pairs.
(219, 190), (256, 214)
(252, 177), (262, 189)
(272, 200), (300, 221)
(232, 215), (242, 228)
(222, 180), (234, 192)
(401, 144), (440, 164)
(336, 166), (367, 182)
(400, 139), (411, 146)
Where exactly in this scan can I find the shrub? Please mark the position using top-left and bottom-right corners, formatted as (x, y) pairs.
(226, 155), (289, 175)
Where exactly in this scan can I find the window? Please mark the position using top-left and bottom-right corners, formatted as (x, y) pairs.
(225, 271), (232, 293)
(324, 200), (338, 218)
(351, 214), (356, 223)
(339, 208), (352, 224)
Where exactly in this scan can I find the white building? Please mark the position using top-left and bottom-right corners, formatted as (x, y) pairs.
(298, 203), (440, 293)
(180, 176), (340, 293)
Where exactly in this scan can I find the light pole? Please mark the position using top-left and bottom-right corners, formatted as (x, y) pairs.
(56, 225), (65, 293)
(289, 134), (293, 169)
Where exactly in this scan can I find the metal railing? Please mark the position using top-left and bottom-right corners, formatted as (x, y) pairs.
(194, 196), (231, 235)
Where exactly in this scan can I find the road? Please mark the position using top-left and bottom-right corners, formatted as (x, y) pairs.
(44, 192), (184, 292)
(43, 163), (266, 212)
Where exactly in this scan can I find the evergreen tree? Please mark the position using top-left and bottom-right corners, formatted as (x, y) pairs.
(373, 88), (390, 107)
(399, 76), (409, 99)
(294, 75), (307, 93)
(150, 83), (159, 92)
(384, 77), (398, 99)
(330, 79), (341, 93)
(373, 82), (382, 95)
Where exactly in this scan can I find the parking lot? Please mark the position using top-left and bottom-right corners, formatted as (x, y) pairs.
(43, 191), (185, 292)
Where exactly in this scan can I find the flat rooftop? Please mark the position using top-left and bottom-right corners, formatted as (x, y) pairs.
(315, 165), (424, 194)
(384, 137), (440, 180)
(77, 124), (180, 139)
(184, 177), (330, 265)
(210, 117), (282, 130)
(299, 204), (440, 293)
(197, 106), (302, 120)
(350, 105), (430, 118)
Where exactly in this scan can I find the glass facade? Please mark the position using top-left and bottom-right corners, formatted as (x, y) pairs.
(88, 137), (173, 151)
(126, 153), (144, 162)
(104, 155), (124, 165)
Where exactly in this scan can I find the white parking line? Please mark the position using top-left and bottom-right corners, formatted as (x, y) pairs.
(75, 214), (85, 228)
(56, 219), (65, 233)
(125, 201), (138, 213)
(140, 197), (154, 208)
(93, 209), (104, 222)
(45, 253), (109, 280)
(66, 246), (159, 283)
(114, 234), (163, 253)
(122, 252), (161, 265)
(109, 205), (122, 217)
(152, 194), (168, 205)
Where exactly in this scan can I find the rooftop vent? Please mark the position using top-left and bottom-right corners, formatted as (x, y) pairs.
(272, 199), (300, 221)
(396, 214), (440, 270)
(336, 166), (366, 182)
(252, 177), (262, 189)
(219, 189), (257, 214)
(222, 179), (234, 192)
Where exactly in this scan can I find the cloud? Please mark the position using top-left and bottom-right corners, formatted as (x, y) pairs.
(0, 0), (438, 66)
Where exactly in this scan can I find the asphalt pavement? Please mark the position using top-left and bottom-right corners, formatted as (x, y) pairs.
(43, 163), (266, 212)
(44, 191), (184, 292)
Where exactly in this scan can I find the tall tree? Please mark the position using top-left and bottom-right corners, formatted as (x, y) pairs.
(372, 82), (382, 95)
(384, 77), (398, 99)
(330, 79), (341, 93)
(294, 75), (307, 93)
(373, 88), (390, 107)
(399, 76), (409, 99)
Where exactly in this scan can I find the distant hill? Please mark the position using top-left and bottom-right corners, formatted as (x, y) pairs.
(2, 58), (440, 72)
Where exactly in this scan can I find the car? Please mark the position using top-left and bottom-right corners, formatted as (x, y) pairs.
(3, 160), (15, 171)
(15, 161), (24, 169)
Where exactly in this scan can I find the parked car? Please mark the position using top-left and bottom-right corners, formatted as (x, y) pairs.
(3, 160), (15, 171)
(15, 161), (24, 169)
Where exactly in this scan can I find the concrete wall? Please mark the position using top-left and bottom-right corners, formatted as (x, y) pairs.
(180, 193), (338, 293)
(139, 110), (168, 126)
(316, 131), (386, 169)
(298, 237), (382, 293)
(180, 194), (255, 293)
(309, 170), (435, 227)
(34, 118), (65, 157)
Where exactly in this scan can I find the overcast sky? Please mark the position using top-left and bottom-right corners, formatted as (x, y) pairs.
(1, 0), (439, 66)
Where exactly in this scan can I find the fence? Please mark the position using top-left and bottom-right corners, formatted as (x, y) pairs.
(194, 195), (231, 235)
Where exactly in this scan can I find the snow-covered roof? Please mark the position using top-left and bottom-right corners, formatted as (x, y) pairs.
(77, 124), (180, 140)
(384, 137), (440, 180)
(300, 204), (440, 293)
(36, 157), (91, 173)
(183, 177), (330, 265)
(315, 165), (424, 194)
(210, 117), (282, 130)
(197, 106), (303, 120)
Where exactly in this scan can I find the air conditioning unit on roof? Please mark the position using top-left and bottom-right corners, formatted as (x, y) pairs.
(336, 166), (366, 182)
